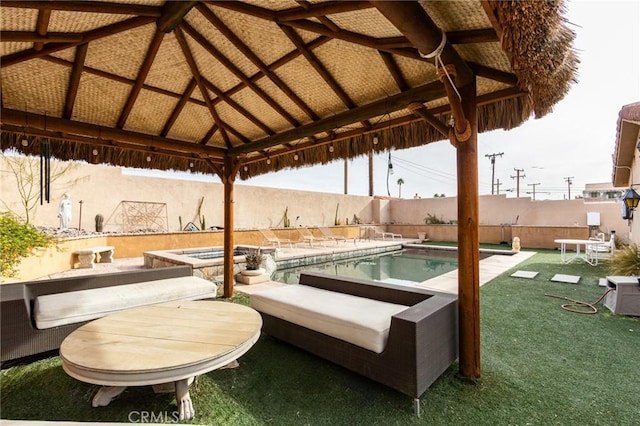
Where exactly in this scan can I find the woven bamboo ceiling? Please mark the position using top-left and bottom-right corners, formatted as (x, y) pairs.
(0, 1), (577, 180)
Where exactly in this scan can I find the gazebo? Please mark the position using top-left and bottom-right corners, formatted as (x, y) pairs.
(0, 0), (578, 379)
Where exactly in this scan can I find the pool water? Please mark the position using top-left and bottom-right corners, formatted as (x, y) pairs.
(272, 248), (487, 285)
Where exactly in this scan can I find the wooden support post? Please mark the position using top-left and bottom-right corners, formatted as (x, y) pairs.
(454, 76), (480, 379)
(221, 156), (243, 298)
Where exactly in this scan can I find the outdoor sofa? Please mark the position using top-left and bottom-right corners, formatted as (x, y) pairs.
(250, 272), (458, 415)
(1, 265), (217, 366)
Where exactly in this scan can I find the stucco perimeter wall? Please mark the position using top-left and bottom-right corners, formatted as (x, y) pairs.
(0, 157), (373, 231)
(390, 195), (626, 239)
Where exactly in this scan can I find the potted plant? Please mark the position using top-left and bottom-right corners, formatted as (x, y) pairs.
(242, 248), (264, 276)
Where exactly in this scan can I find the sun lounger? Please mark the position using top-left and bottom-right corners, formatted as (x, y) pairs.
(297, 227), (329, 247)
(260, 229), (293, 248)
(373, 227), (403, 240)
(318, 227), (356, 245)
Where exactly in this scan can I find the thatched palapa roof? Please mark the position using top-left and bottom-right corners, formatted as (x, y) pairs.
(0, 1), (578, 180)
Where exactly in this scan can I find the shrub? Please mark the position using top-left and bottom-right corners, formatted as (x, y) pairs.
(0, 212), (55, 277)
(608, 243), (640, 276)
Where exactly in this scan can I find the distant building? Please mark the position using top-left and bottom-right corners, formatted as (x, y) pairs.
(583, 182), (624, 202)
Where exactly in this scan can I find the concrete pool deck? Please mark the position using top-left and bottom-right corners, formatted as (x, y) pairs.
(38, 239), (535, 295)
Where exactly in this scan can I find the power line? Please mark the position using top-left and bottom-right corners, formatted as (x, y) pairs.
(485, 152), (504, 195)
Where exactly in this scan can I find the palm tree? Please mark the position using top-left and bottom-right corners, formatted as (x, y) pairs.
(397, 178), (405, 198)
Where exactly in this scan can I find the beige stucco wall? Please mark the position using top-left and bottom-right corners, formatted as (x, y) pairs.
(0, 157), (373, 232)
(1, 155), (632, 282)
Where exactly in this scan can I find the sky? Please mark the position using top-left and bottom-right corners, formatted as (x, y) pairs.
(129, 1), (640, 201)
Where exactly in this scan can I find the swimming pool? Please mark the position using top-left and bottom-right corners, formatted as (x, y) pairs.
(272, 248), (490, 285)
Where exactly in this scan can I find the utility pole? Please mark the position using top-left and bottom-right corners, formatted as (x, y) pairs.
(564, 176), (574, 200)
(495, 178), (502, 195)
(527, 183), (540, 200)
(511, 168), (525, 197)
(485, 152), (504, 195)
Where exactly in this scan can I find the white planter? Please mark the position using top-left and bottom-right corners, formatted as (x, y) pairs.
(241, 268), (266, 276)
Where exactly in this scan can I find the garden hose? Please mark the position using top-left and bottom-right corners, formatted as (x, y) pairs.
(545, 288), (615, 314)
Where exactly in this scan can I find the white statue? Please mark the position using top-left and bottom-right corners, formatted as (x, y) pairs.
(58, 193), (72, 229)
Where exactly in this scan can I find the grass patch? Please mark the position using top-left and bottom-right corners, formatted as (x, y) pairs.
(2, 252), (639, 425)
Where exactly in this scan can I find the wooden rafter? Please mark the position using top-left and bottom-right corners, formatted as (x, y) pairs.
(1, 31), (84, 44)
(230, 80), (447, 155)
(196, 4), (318, 121)
(157, 1), (197, 33)
(63, 43), (88, 120)
(277, 1), (373, 21)
(42, 55), (206, 108)
(34, 9), (51, 51)
(202, 79), (274, 136)
(117, 30), (165, 129)
(174, 26), (231, 147)
(468, 62), (518, 86)
(279, 24), (353, 110)
(180, 21), (301, 127)
(0, 1), (161, 16)
(378, 51), (409, 91)
(294, 0), (341, 32)
(371, 1), (474, 87)
(446, 29), (498, 44)
(161, 79), (197, 137)
(241, 86), (528, 164)
(1, 16), (156, 67)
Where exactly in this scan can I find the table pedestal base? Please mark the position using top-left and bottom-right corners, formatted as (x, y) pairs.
(91, 378), (195, 421)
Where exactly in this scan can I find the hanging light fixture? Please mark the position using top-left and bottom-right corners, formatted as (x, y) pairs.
(622, 187), (640, 210)
(373, 136), (379, 145)
(328, 144), (334, 153)
(146, 155), (151, 162)
(21, 136), (29, 147)
(294, 154), (299, 161)
(266, 157), (271, 165)
(92, 148), (98, 156)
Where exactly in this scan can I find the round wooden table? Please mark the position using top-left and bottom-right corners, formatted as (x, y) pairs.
(60, 301), (262, 420)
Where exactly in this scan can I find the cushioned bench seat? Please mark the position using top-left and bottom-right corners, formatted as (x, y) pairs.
(34, 276), (216, 329)
(250, 284), (407, 353)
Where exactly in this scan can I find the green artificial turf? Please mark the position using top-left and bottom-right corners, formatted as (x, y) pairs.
(2, 251), (639, 425)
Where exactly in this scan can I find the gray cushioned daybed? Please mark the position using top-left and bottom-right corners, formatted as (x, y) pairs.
(250, 272), (458, 415)
(1, 266), (216, 366)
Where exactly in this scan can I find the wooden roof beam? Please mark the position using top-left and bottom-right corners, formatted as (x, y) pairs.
(157, 1), (197, 33)
(230, 80), (446, 155)
(447, 29), (498, 44)
(1, 124), (221, 165)
(42, 55), (207, 108)
(0, 1), (161, 16)
(378, 51), (409, 91)
(371, 1), (474, 87)
(201, 79), (275, 136)
(174, 26), (231, 148)
(406, 102), (449, 138)
(1, 107), (226, 158)
(294, 0), (341, 32)
(277, 1), (373, 21)
(117, 30), (165, 129)
(280, 19), (424, 61)
(196, 5), (318, 121)
(468, 62), (518, 86)
(63, 43), (88, 120)
(0, 31), (84, 44)
(161, 79), (197, 137)
(181, 21), (301, 127)
(34, 9), (51, 51)
(1, 16), (156, 67)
